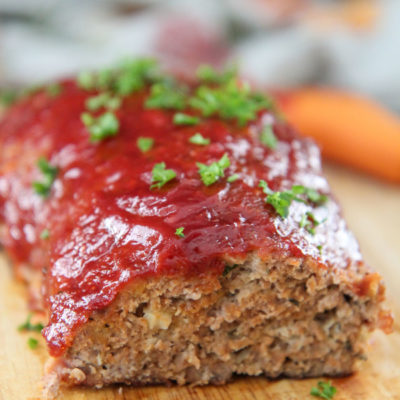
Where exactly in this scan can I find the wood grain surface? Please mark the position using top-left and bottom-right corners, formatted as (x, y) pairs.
(1, 165), (399, 400)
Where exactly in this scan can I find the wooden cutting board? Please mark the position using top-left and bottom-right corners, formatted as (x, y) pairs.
(1, 165), (399, 400)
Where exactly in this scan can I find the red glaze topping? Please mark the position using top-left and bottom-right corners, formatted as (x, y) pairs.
(0, 75), (363, 357)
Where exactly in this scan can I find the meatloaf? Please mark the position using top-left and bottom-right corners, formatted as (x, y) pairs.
(0, 59), (392, 395)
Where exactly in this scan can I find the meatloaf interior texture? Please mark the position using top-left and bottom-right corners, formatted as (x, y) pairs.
(0, 58), (391, 396)
(52, 253), (385, 392)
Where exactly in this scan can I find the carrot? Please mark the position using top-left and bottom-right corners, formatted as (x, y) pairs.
(276, 88), (400, 183)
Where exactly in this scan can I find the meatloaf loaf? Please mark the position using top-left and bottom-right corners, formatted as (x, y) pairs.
(0, 59), (392, 395)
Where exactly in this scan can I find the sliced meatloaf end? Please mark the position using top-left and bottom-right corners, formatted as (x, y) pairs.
(44, 253), (387, 391)
(0, 59), (392, 397)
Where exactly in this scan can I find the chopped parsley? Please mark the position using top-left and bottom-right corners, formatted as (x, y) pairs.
(310, 381), (337, 399)
(189, 133), (210, 146)
(196, 64), (237, 84)
(175, 227), (185, 237)
(145, 80), (186, 110)
(46, 83), (62, 97)
(260, 124), (277, 150)
(32, 158), (58, 197)
(0, 89), (18, 106)
(299, 212), (324, 235)
(137, 137), (154, 153)
(77, 71), (96, 90)
(78, 58), (159, 94)
(189, 79), (271, 126)
(173, 112), (200, 126)
(27, 337), (39, 350)
(151, 162), (177, 189)
(40, 229), (50, 240)
(227, 174), (239, 183)
(81, 111), (119, 142)
(317, 244), (323, 255)
(86, 92), (121, 111)
(259, 181), (328, 218)
(18, 314), (44, 333)
(302, 187), (328, 205)
(223, 264), (239, 276)
(197, 153), (230, 186)
(114, 58), (159, 95)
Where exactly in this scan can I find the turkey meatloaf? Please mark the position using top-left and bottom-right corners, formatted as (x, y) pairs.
(0, 59), (392, 393)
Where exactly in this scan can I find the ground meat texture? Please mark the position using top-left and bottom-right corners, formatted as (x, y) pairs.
(0, 61), (391, 395)
(47, 254), (385, 390)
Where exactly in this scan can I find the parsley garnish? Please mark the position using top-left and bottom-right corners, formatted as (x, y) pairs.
(86, 92), (121, 111)
(299, 212), (324, 235)
(310, 381), (337, 399)
(189, 133), (210, 146)
(151, 162), (177, 189)
(227, 174), (239, 183)
(137, 137), (154, 153)
(40, 229), (50, 240)
(32, 158), (58, 197)
(197, 153), (230, 186)
(173, 112), (200, 126)
(260, 124), (277, 150)
(78, 58), (159, 94)
(175, 227), (185, 237)
(223, 264), (239, 276)
(81, 111), (119, 142)
(115, 58), (159, 95)
(145, 80), (186, 110)
(27, 337), (39, 350)
(259, 181), (327, 218)
(46, 83), (62, 97)
(317, 244), (323, 255)
(18, 313), (44, 333)
(196, 64), (237, 84)
(0, 89), (18, 106)
(190, 79), (271, 126)
(77, 71), (96, 90)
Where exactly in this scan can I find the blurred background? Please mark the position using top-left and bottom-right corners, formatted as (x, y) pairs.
(0, 0), (399, 111)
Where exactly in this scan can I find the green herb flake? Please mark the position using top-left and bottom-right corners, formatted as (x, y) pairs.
(175, 227), (185, 237)
(18, 314), (44, 333)
(150, 162), (177, 189)
(189, 133), (210, 146)
(196, 64), (237, 84)
(310, 381), (337, 399)
(86, 92), (121, 111)
(77, 71), (95, 90)
(317, 244), (323, 255)
(32, 158), (58, 198)
(223, 264), (239, 276)
(137, 137), (154, 153)
(82, 111), (119, 142)
(27, 337), (39, 350)
(40, 229), (50, 240)
(145, 81), (186, 110)
(173, 112), (200, 126)
(189, 79), (271, 126)
(227, 174), (239, 183)
(0, 89), (18, 106)
(46, 83), (62, 97)
(259, 181), (328, 219)
(115, 58), (159, 95)
(260, 124), (277, 150)
(197, 153), (230, 186)
(299, 212), (324, 235)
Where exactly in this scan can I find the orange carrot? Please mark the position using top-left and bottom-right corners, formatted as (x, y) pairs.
(276, 88), (400, 183)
